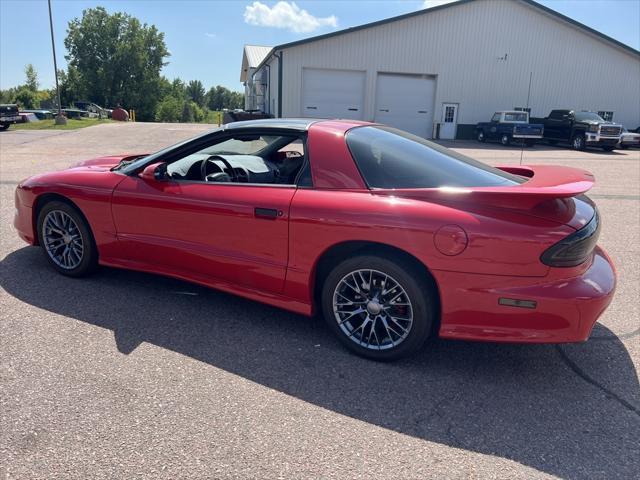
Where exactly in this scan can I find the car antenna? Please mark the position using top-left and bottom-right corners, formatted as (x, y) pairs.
(520, 71), (533, 166)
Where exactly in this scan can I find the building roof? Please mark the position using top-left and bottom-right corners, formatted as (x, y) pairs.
(252, 0), (638, 73)
(240, 45), (273, 82)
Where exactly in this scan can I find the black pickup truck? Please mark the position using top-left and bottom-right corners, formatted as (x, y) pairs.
(531, 110), (622, 151)
(0, 104), (22, 131)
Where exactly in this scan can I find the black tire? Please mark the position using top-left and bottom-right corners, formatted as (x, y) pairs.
(500, 134), (511, 146)
(0, 124), (9, 131)
(547, 139), (558, 146)
(321, 254), (436, 361)
(602, 145), (615, 152)
(571, 133), (586, 151)
(476, 130), (486, 142)
(36, 200), (98, 277)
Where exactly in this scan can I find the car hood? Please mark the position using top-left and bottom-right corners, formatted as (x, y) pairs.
(71, 154), (148, 171)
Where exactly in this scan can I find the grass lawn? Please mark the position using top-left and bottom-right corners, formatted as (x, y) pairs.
(10, 118), (114, 130)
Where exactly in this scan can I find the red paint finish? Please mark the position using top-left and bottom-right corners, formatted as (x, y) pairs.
(13, 120), (617, 344)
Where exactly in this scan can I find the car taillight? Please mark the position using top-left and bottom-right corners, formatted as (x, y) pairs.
(540, 211), (600, 267)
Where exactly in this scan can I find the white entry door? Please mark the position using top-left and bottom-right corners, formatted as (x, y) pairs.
(374, 73), (435, 138)
(301, 68), (365, 120)
(440, 103), (458, 139)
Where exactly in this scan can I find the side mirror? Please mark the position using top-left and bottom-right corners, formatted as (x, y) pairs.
(140, 162), (168, 182)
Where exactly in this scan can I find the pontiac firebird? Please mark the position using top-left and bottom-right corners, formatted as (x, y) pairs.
(13, 119), (616, 360)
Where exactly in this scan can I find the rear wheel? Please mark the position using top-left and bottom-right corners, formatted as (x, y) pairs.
(36, 201), (98, 277)
(572, 134), (586, 151)
(321, 255), (435, 361)
(500, 134), (511, 146)
(477, 130), (485, 142)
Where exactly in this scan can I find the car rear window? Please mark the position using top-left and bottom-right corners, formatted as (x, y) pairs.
(346, 126), (522, 189)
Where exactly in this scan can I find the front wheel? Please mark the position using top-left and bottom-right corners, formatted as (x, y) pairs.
(321, 255), (436, 361)
(0, 124), (9, 131)
(572, 134), (586, 151)
(36, 201), (98, 277)
(602, 145), (615, 152)
(476, 130), (485, 142)
(500, 134), (511, 146)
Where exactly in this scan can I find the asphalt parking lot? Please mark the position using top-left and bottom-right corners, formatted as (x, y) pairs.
(1, 123), (638, 479)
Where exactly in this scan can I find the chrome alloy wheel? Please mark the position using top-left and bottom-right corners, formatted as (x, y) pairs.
(43, 210), (84, 269)
(333, 269), (414, 350)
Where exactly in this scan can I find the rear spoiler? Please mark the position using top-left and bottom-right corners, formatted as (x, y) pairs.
(372, 165), (595, 210)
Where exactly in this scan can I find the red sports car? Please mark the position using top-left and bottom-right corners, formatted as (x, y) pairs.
(14, 119), (616, 360)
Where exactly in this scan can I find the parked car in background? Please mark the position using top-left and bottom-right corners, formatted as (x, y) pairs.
(531, 110), (622, 151)
(13, 119), (616, 360)
(476, 111), (544, 146)
(618, 127), (640, 149)
(74, 101), (111, 118)
(20, 109), (54, 120)
(18, 112), (40, 123)
(62, 108), (98, 119)
(0, 104), (22, 130)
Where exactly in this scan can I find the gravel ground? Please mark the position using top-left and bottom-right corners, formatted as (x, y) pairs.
(1, 123), (638, 479)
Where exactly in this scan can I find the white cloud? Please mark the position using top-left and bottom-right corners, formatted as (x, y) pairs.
(244, 1), (338, 33)
(423, 0), (456, 8)
(204, 32), (217, 38)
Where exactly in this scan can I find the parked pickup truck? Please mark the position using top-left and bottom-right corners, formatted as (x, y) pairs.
(531, 109), (622, 151)
(0, 104), (22, 131)
(476, 111), (544, 146)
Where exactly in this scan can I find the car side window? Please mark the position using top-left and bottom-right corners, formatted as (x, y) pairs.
(491, 113), (501, 122)
(165, 134), (306, 186)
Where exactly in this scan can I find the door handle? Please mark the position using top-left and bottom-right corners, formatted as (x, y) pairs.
(254, 207), (280, 219)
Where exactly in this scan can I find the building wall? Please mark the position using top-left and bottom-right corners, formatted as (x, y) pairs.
(258, 0), (640, 133)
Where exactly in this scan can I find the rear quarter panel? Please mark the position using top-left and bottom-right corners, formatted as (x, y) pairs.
(285, 189), (574, 306)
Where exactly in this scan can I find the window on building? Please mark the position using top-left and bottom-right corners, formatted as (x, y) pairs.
(598, 111), (614, 122)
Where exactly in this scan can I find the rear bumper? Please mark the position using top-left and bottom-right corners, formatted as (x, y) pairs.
(1, 115), (22, 124)
(435, 246), (616, 343)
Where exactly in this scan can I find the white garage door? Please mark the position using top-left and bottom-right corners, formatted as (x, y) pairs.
(374, 73), (436, 138)
(302, 68), (365, 120)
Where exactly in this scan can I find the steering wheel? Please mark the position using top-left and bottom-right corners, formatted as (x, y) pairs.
(201, 155), (237, 182)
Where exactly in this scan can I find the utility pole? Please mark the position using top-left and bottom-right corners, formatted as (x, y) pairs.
(48, 0), (66, 125)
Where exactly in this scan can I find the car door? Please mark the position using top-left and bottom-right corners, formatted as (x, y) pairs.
(488, 113), (501, 140)
(110, 134), (300, 294)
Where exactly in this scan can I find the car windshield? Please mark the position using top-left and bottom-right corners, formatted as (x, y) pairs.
(503, 112), (528, 122)
(575, 112), (605, 122)
(117, 129), (220, 173)
(346, 126), (523, 189)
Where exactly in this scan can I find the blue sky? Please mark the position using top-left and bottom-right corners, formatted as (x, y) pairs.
(1, 0), (638, 93)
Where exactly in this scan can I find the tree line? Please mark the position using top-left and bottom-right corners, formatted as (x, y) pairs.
(0, 7), (244, 122)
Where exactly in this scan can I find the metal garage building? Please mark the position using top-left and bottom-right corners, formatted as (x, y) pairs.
(240, 0), (640, 139)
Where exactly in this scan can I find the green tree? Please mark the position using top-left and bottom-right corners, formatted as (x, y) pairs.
(186, 80), (205, 107)
(24, 64), (39, 91)
(206, 85), (244, 111)
(64, 7), (170, 120)
(15, 87), (38, 109)
(155, 96), (182, 122)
